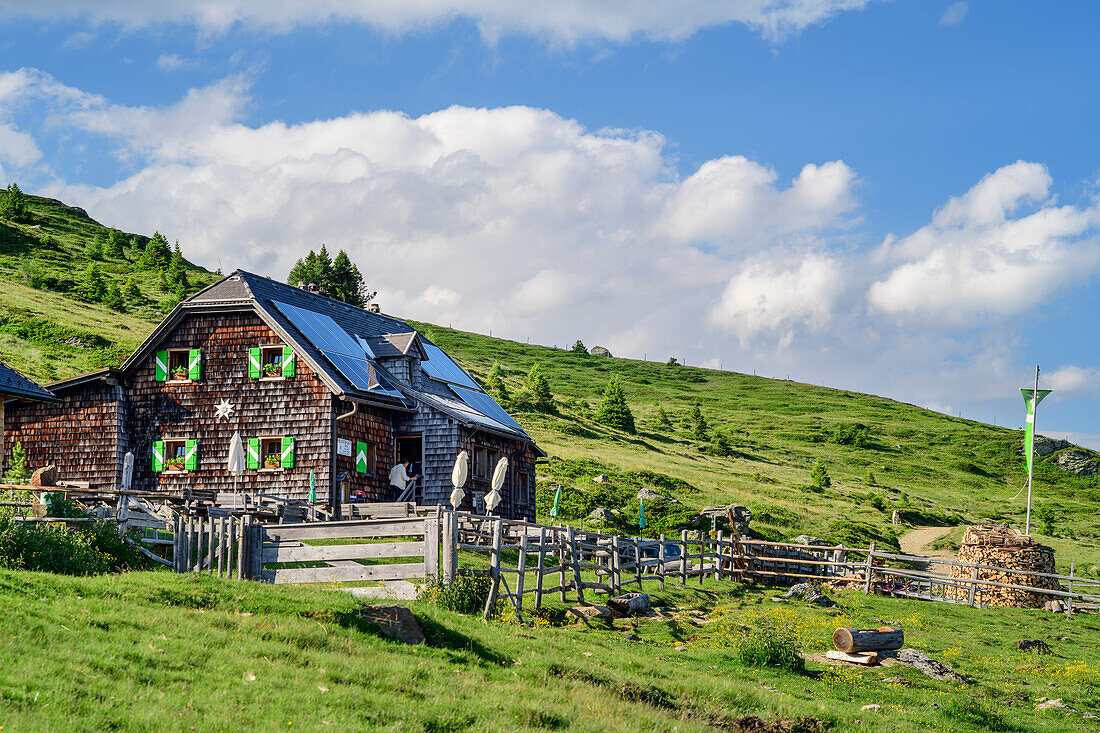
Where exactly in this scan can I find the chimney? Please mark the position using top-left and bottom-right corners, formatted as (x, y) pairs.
(297, 281), (305, 289)
(368, 303), (380, 313)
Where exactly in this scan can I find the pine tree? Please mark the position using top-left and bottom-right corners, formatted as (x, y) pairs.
(3, 441), (30, 484)
(524, 363), (554, 412)
(123, 276), (142, 302)
(570, 340), (587, 355)
(85, 233), (104, 260)
(655, 403), (671, 428)
(810, 460), (832, 489)
(105, 229), (125, 258)
(485, 363), (511, 408)
(288, 247), (374, 307)
(77, 264), (107, 302)
(0, 183), (30, 223)
(594, 377), (635, 433)
(168, 240), (189, 291)
(140, 231), (170, 269)
(103, 282), (126, 311)
(690, 401), (709, 440)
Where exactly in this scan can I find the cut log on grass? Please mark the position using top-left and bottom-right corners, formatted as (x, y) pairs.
(833, 627), (903, 653)
(825, 650), (878, 665)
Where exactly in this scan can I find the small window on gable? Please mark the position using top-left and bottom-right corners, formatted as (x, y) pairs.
(249, 345), (296, 379)
(261, 346), (284, 378)
(156, 438), (197, 473)
(474, 447), (488, 479)
(159, 348), (201, 382)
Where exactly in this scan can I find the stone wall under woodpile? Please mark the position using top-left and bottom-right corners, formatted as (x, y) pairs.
(945, 524), (1060, 608)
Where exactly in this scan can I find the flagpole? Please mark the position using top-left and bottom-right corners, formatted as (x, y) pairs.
(1025, 364), (1039, 535)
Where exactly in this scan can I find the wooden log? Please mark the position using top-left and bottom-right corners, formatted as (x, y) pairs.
(832, 627), (903, 653)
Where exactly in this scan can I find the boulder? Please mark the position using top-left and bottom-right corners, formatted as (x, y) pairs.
(589, 346), (613, 358)
(360, 605), (425, 645)
(607, 593), (651, 618)
(623, 633), (640, 641)
(569, 605), (611, 620)
(782, 583), (837, 608)
(29, 465), (58, 487)
(592, 474), (610, 483)
(1029, 437), (1072, 458)
(587, 507), (617, 524)
(861, 704), (883, 712)
(886, 649), (965, 682)
(1043, 599), (1068, 613)
(1036, 698), (1069, 711)
(1056, 450), (1100, 476)
(637, 488), (680, 504)
(789, 535), (832, 547)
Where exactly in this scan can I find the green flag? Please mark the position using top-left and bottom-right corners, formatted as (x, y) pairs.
(549, 484), (562, 517)
(1021, 388), (1053, 475)
(308, 469), (317, 503)
(638, 497), (646, 529)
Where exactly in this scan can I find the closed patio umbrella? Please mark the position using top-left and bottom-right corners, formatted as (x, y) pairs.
(227, 431), (246, 494)
(308, 469), (317, 503)
(449, 451), (469, 510)
(485, 457), (508, 514)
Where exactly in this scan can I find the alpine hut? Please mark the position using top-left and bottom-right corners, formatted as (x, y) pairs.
(2, 271), (542, 519)
(1, 360), (58, 476)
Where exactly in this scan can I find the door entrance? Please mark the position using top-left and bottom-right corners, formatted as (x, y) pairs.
(395, 435), (423, 502)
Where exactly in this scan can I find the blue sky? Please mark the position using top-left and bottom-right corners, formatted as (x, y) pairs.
(1, 1), (1099, 445)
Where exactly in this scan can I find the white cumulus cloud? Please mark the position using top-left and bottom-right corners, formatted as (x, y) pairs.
(938, 2), (969, 27)
(868, 161), (1100, 323)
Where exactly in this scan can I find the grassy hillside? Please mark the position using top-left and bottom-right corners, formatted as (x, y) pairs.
(2, 194), (1099, 571)
(0, 195), (217, 380)
(2, 569), (1098, 732)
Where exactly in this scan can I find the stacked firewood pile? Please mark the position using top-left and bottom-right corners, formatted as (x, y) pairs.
(945, 524), (1060, 608)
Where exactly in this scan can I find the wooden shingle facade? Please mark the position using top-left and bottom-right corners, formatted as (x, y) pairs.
(2, 271), (541, 520)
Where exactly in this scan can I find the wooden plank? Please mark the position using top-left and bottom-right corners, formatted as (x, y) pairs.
(483, 519), (504, 620)
(534, 527), (545, 609)
(262, 562), (423, 584)
(262, 541), (425, 563)
(263, 519), (426, 542)
(825, 650), (877, 665)
(569, 525), (585, 605)
(424, 514), (440, 582)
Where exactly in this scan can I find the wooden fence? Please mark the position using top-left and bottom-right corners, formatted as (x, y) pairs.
(441, 513), (1100, 621)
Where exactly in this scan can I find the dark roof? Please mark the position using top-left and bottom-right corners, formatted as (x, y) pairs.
(0, 361), (58, 402)
(135, 270), (533, 443)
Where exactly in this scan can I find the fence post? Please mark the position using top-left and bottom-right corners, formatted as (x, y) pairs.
(863, 542), (876, 594)
(441, 511), (455, 584)
(558, 527), (568, 602)
(716, 530), (724, 580)
(610, 536), (620, 594)
(633, 537), (642, 589)
(967, 563), (978, 606)
(249, 518), (264, 580)
(568, 525), (585, 605)
(228, 516), (237, 579)
(516, 534), (529, 618)
(482, 519), (504, 620)
(207, 520), (216, 573)
(680, 530), (688, 585)
(216, 517), (226, 577)
(658, 534), (666, 591)
(424, 512), (440, 582)
(699, 530), (705, 585)
(535, 527), (546, 609)
(236, 516), (246, 580)
(1067, 562), (1075, 617)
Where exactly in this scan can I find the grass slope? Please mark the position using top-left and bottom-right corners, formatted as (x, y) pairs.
(1, 570), (1097, 732)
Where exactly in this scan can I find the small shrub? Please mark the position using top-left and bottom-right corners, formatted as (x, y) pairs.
(594, 377), (635, 433)
(417, 574), (491, 615)
(3, 441), (30, 484)
(832, 422), (870, 447)
(810, 459), (831, 489)
(0, 515), (148, 575)
(733, 617), (804, 672)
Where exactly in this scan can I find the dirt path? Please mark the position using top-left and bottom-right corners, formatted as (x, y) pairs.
(898, 526), (958, 567)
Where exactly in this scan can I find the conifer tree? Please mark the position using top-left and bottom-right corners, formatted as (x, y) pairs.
(288, 246), (373, 307)
(811, 460), (832, 489)
(690, 400), (709, 440)
(0, 183), (30, 222)
(571, 340), (587, 355)
(123, 276), (142, 302)
(77, 264), (106, 302)
(524, 363), (554, 412)
(105, 229), (125, 258)
(103, 282), (125, 311)
(140, 231), (170, 269)
(655, 403), (671, 428)
(168, 241), (189, 291)
(85, 235), (103, 260)
(485, 363), (511, 408)
(594, 377), (635, 433)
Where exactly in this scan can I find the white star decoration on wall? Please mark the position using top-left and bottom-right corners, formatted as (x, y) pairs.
(214, 399), (235, 422)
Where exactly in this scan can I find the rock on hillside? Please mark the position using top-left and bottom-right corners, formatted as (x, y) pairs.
(1056, 450), (1100, 476)
(589, 345), (612, 357)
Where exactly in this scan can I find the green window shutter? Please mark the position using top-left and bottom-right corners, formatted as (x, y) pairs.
(248, 348), (261, 379)
(356, 441), (369, 474)
(188, 349), (202, 381)
(184, 439), (198, 471)
(282, 346), (296, 377)
(247, 438), (260, 470)
(152, 440), (165, 472)
(155, 351), (168, 382)
(281, 436), (295, 469)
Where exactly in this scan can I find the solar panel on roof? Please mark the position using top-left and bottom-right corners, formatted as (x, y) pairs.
(356, 336), (376, 359)
(421, 343), (480, 390)
(452, 385), (526, 432)
(273, 301), (362, 356)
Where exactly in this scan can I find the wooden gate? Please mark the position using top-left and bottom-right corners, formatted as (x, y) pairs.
(253, 515), (439, 584)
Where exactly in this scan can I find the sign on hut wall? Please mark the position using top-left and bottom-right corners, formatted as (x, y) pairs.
(337, 438), (353, 457)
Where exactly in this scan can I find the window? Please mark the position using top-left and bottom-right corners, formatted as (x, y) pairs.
(153, 438), (197, 473)
(247, 435), (295, 471)
(474, 447), (489, 479)
(156, 348), (201, 382)
(355, 441), (376, 474)
(249, 345), (296, 379)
